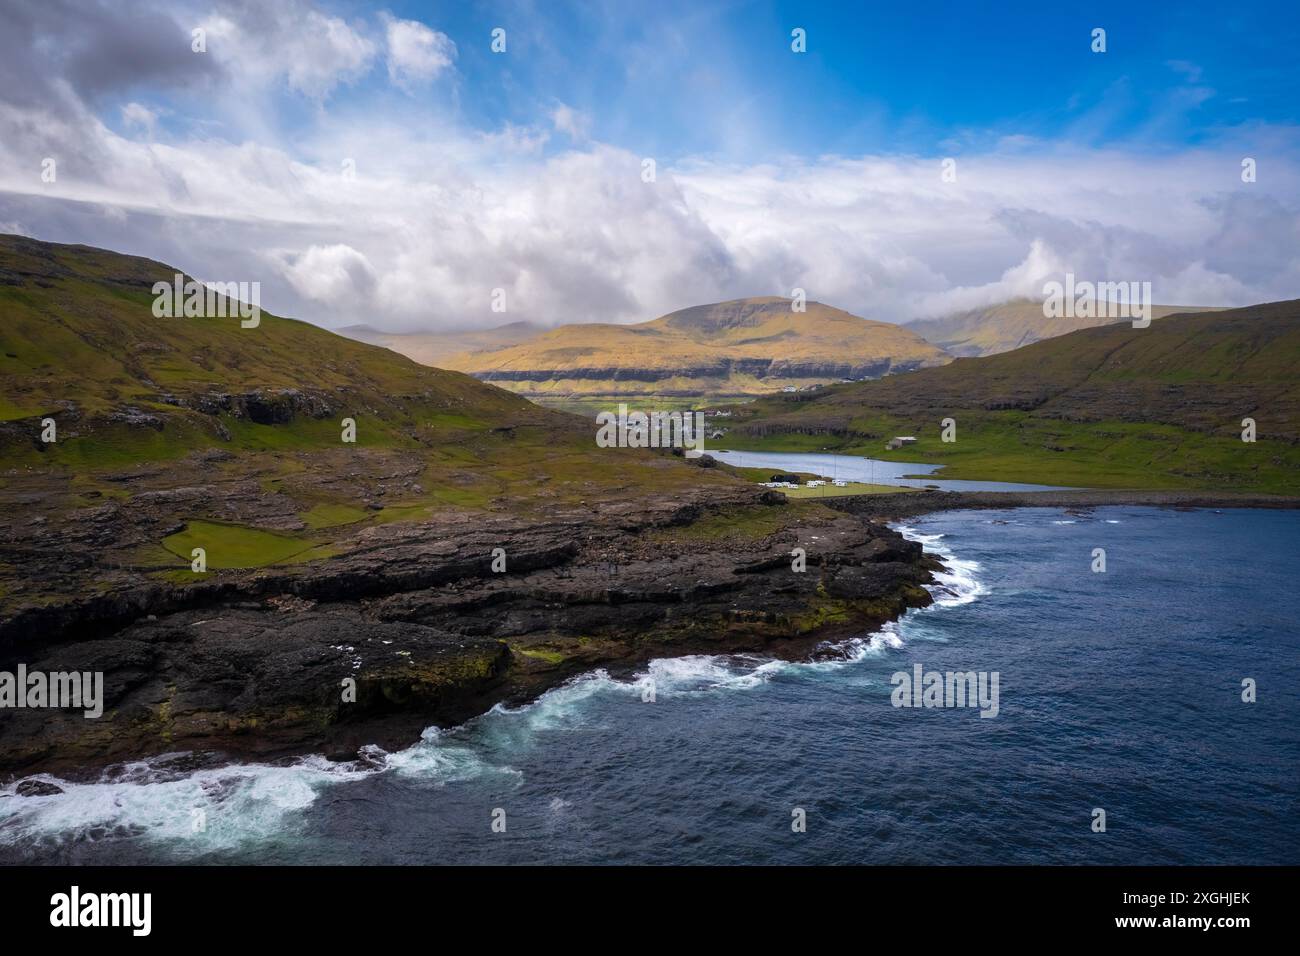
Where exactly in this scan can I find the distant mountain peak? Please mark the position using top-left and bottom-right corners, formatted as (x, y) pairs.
(432, 295), (949, 402)
(656, 297), (805, 332)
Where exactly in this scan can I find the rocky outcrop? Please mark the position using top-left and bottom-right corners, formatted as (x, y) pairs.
(178, 388), (339, 424)
(0, 496), (936, 775)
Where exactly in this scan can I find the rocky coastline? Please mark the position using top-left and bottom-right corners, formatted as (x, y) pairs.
(0, 486), (938, 780)
(8, 475), (1293, 786)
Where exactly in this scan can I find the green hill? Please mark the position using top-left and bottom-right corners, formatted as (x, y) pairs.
(0, 234), (539, 463)
(715, 300), (1300, 493)
(439, 296), (950, 406)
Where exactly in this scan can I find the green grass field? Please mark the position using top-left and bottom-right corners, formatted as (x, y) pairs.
(780, 483), (917, 498)
(161, 520), (335, 569)
(719, 412), (1300, 493)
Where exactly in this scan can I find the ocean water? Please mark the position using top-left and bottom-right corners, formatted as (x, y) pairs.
(1, 507), (1295, 865)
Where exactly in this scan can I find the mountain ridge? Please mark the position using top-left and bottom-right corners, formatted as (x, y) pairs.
(436, 296), (950, 402)
(905, 297), (1226, 357)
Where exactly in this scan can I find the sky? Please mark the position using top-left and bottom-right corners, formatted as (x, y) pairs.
(0, 0), (1297, 330)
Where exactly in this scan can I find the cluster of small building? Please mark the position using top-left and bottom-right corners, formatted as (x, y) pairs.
(761, 475), (851, 489)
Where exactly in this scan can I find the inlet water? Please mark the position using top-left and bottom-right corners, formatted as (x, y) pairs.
(708, 448), (1074, 491)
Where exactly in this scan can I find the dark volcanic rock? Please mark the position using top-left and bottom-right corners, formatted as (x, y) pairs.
(15, 779), (64, 796)
(0, 484), (936, 775)
(186, 388), (337, 423)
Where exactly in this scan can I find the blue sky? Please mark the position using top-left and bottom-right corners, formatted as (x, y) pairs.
(119, 0), (1300, 160)
(1, 0), (1297, 329)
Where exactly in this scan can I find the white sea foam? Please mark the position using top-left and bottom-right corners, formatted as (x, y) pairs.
(0, 753), (380, 857)
(894, 524), (987, 609)
(817, 620), (905, 663)
(643, 654), (786, 691)
(379, 727), (519, 783)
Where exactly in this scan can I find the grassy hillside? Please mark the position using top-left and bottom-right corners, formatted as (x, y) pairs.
(0, 236), (749, 584)
(715, 300), (1300, 493)
(905, 298), (1224, 357)
(439, 296), (949, 404)
(0, 235), (534, 451)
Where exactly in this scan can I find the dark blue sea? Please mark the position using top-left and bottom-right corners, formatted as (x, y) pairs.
(3, 507), (1296, 864)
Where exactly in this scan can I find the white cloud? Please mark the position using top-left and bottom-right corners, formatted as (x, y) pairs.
(120, 102), (158, 136)
(280, 243), (377, 305)
(3, 111), (1297, 332)
(199, 5), (376, 99)
(673, 148), (1300, 319)
(550, 103), (590, 140)
(0, 1), (1296, 334)
(1167, 60), (1204, 83)
(383, 14), (456, 90)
